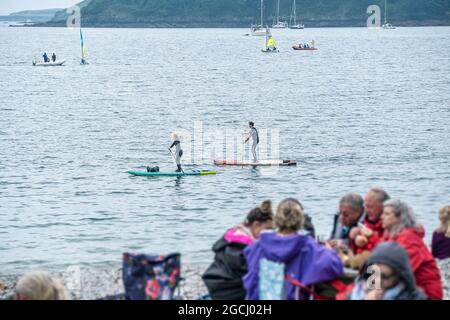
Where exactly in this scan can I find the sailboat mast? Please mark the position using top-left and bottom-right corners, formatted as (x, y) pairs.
(261, 0), (264, 26)
(385, 0), (387, 24)
(277, 0), (280, 23)
(293, 0), (297, 25)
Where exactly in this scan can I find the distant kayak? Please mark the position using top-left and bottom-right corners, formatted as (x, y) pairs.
(128, 170), (217, 177)
(292, 45), (317, 51)
(32, 59), (66, 66)
(214, 160), (297, 167)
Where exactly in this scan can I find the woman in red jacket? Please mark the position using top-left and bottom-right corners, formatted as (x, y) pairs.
(381, 199), (443, 300)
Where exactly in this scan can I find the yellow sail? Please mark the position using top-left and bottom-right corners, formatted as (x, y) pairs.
(80, 28), (88, 65)
(267, 36), (276, 49)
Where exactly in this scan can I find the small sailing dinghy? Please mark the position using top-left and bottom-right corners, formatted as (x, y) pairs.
(261, 27), (279, 53)
(80, 28), (89, 65)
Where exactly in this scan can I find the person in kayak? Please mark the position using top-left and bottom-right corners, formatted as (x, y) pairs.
(169, 133), (183, 172)
(52, 53), (56, 62)
(245, 122), (259, 163)
(43, 52), (49, 63)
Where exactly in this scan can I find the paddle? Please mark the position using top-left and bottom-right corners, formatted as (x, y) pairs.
(169, 148), (184, 174)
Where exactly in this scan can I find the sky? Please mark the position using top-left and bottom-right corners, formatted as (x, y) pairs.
(0, 0), (80, 15)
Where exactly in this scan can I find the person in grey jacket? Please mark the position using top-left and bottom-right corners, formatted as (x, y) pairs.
(347, 242), (427, 300)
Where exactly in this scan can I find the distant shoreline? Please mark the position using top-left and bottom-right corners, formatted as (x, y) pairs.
(7, 21), (450, 29)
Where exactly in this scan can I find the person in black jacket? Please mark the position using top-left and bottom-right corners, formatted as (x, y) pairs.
(202, 200), (274, 300)
(329, 193), (364, 247)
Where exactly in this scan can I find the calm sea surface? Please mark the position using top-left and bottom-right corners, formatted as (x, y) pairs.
(0, 26), (449, 274)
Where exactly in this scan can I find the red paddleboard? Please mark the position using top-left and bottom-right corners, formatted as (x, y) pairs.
(214, 160), (297, 167)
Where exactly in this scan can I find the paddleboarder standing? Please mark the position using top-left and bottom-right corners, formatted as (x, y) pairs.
(169, 133), (183, 172)
(245, 122), (259, 163)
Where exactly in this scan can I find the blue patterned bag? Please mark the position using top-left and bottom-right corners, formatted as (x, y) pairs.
(122, 253), (181, 300)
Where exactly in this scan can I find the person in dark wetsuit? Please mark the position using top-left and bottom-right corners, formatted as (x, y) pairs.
(245, 122), (259, 163)
(52, 53), (56, 62)
(169, 133), (183, 172)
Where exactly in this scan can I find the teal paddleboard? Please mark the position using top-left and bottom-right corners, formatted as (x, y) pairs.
(128, 170), (216, 177)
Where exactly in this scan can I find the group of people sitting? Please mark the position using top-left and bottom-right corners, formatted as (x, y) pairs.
(6, 188), (449, 300)
(42, 52), (57, 63)
(202, 188), (450, 300)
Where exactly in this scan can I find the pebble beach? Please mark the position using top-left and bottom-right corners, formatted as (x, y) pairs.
(1, 261), (449, 300)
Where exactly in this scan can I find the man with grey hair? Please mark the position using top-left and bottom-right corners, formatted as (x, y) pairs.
(362, 188), (390, 236)
(330, 193), (364, 245)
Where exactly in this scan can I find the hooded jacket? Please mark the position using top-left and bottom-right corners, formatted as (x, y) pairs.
(202, 226), (253, 300)
(243, 231), (344, 300)
(355, 242), (427, 300)
(384, 227), (443, 300)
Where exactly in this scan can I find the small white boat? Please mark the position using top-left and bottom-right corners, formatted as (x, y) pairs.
(272, 21), (288, 29)
(289, 1), (304, 29)
(289, 24), (305, 29)
(250, 0), (267, 36)
(251, 25), (267, 36)
(272, 0), (288, 28)
(382, 0), (396, 29)
(382, 23), (396, 29)
(32, 59), (66, 67)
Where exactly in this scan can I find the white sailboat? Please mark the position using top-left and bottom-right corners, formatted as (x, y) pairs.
(251, 0), (267, 36)
(289, 0), (304, 29)
(382, 0), (396, 29)
(272, 0), (288, 28)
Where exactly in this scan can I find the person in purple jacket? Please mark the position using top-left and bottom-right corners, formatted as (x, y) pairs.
(432, 205), (450, 260)
(243, 198), (344, 300)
